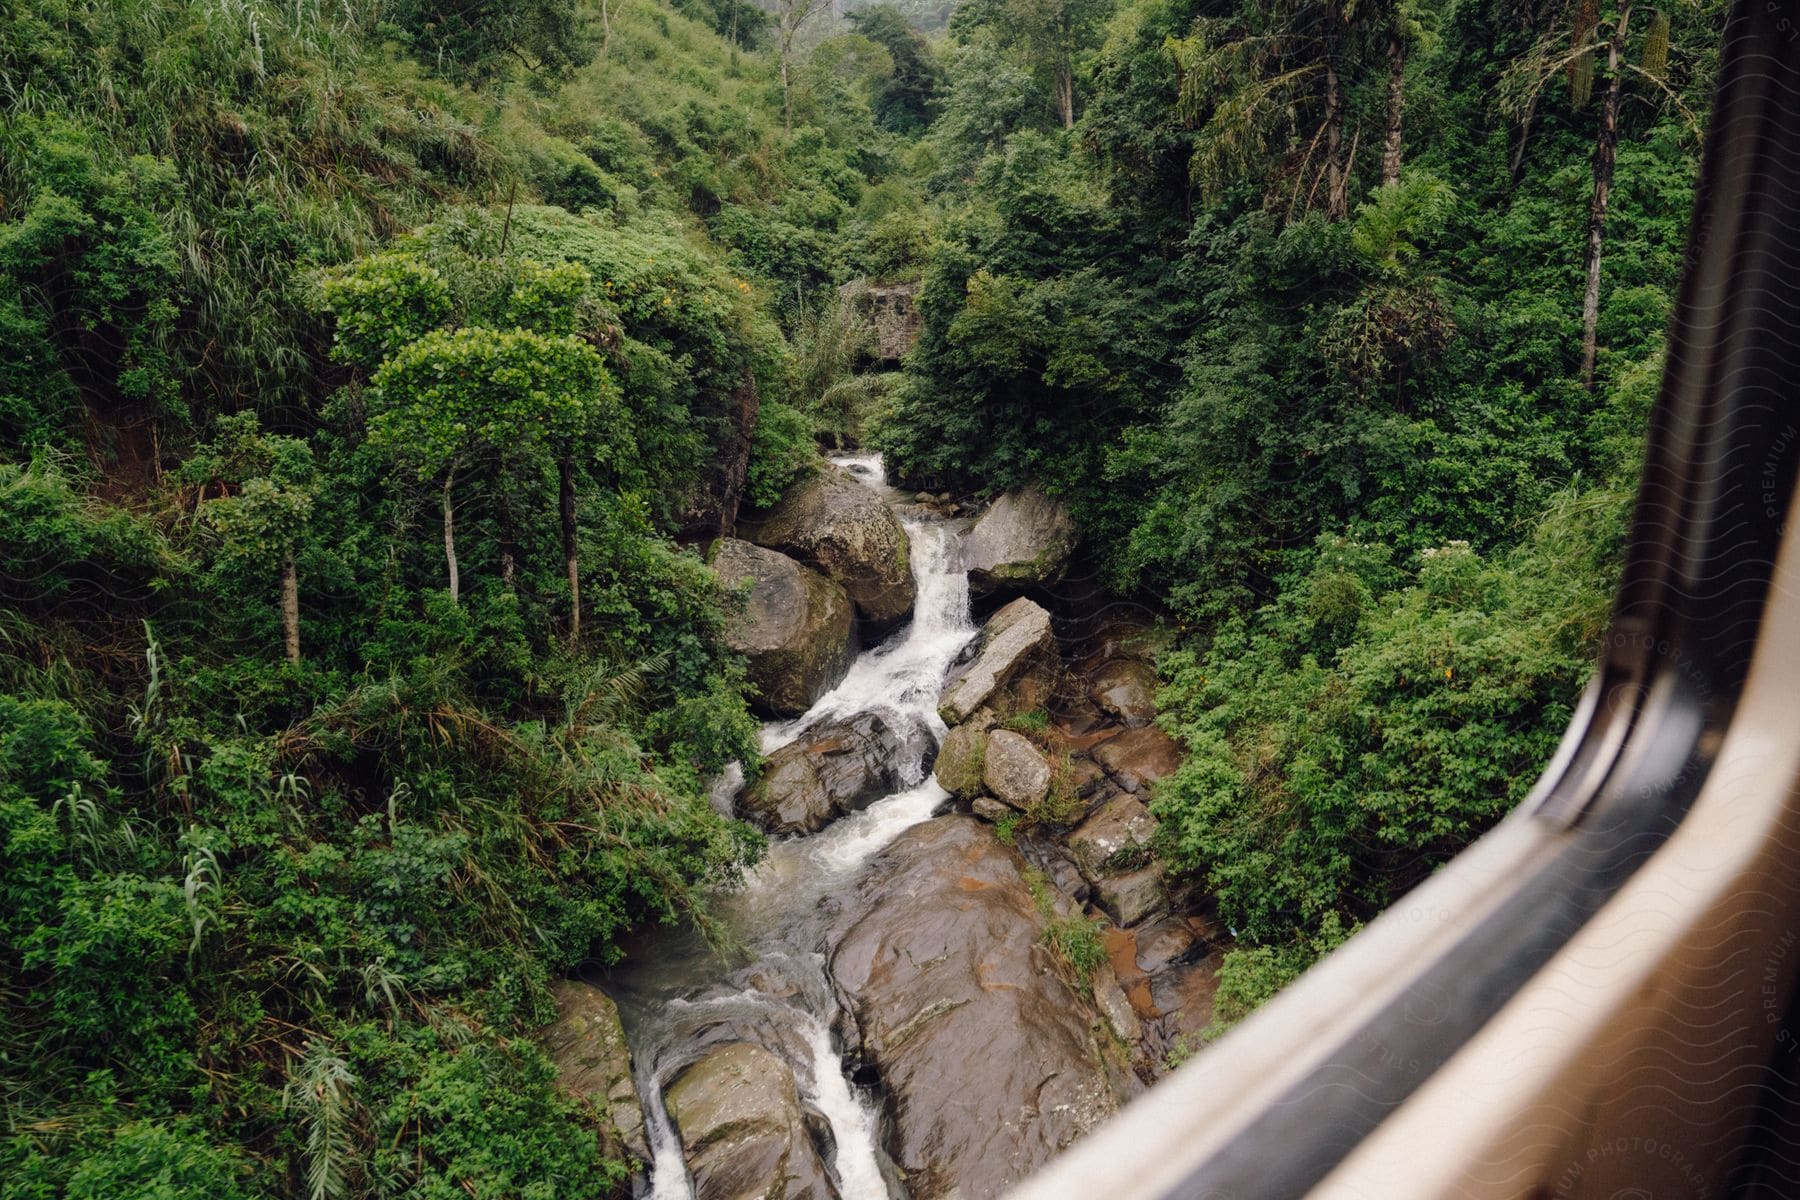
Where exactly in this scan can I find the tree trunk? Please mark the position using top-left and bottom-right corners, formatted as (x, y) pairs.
(1381, 26), (1406, 187)
(280, 548), (300, 665)
(1056, 61), (1074, 129)
(1324, 4), (1347, 220)
(781, 36), (794, 132)
(497, 483), (519, 593)
(1509, 90), (1539, 187)
(442, 468), (460, 605)
(560, 456), (581, 643)
(1581, 2), (1632, 391)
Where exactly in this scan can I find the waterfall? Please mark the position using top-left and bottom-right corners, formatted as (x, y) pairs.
(760, 515), (974, 755)
(640, 1069), (691, 1200)
(614, 454), (975, 1200)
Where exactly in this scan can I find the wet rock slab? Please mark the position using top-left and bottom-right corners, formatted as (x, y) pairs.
(740, 712), (929, 835)
(938, 597), (1059, 725)
(539, 980), (648, 1162)
(829, 815), (1120, 1200)
(664, 1041), (839, 1200)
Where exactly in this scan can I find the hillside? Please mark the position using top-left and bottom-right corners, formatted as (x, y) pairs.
(0, 0), (891, 1193)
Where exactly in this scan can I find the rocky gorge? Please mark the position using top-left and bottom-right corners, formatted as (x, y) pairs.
(540, 455), (1222, 1200)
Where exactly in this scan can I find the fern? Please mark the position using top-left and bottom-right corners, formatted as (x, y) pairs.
(561, 649), (671, 733)
(284, 1040), (361, 1200)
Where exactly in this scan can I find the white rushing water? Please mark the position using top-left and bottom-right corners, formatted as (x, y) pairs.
(759, 514), (973, 756)
(628, 453), (976, 1200)
(642, 1078), (691, 1200)
(798, 1010), (890, 1198)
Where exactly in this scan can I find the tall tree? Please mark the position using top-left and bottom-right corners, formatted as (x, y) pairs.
(367, 327), (613, 609)
(183, 414), (317, 665)
(957, 0), (1111, 129)
(777, 0), (830, 132)
(851, 4), (947, 131)
(1502, 2), (1692, 389)
(1372, 2), (1422, 186)
(1580, 0), (1635, 389)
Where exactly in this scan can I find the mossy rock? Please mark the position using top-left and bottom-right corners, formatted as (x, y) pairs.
(934, 722), (988, 798)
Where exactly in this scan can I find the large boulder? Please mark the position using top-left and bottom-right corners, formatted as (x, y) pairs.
(539, 981), (648, 1163)
(664, 1042), (838, 1200)
(739, 712), (929, 835)
(963, 487), (1077, 596)
(938, 598), (1060, 726)
(830, 817), (1120, 1200)
(982, 729), (1051, 810)
(712, 538), (853, 718)
(1094, 865), (1167, 928)
(743, 464), (916, 632)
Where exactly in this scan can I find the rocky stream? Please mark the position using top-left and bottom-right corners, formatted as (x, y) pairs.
(538, 455), (1224, 1200)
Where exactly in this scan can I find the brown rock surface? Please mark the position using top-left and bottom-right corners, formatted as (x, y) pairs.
(743, 464), (916, 631)
(1088, 658), (1157, 727)
(830, 817), (1120, 1199)
(1092, 726), (1183, 795)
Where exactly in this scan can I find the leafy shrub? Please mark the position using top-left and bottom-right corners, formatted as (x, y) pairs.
(381, 1040), (624, 1200)
(527, 140), (629, 213)
(2, 1118), (260, 1200)
(745, 401), (819, 509)
(1153, 490), (1624, 945)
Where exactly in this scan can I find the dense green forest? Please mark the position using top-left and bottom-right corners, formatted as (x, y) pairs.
(0, 0), (1722, 1192)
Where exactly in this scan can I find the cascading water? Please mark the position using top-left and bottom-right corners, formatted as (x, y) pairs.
(605, 454), (976, 1200)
